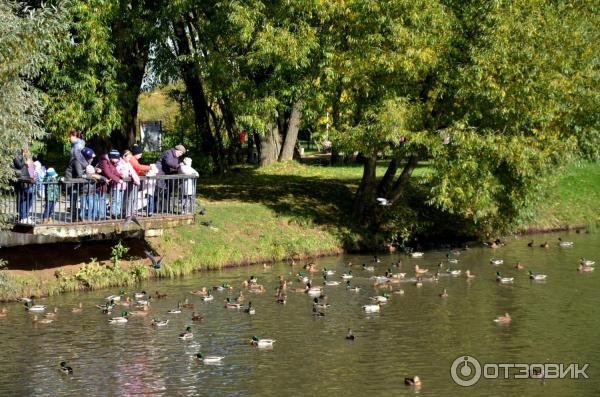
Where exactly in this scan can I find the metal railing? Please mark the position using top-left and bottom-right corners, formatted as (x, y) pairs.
(2, 175), (197, 226)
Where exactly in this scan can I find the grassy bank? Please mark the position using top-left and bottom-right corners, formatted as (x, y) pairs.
(1, 160), (598, 300)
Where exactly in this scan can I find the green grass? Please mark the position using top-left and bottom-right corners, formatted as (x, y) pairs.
(527, 162), (600, 230)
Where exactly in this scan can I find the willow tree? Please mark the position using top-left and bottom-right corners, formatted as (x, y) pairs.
(327, 0), (596, 236)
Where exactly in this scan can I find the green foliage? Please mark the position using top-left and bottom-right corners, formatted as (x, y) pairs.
(110, 240), (129, 267)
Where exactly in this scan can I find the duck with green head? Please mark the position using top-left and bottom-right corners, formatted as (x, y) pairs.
(179, 326), (193, 340)
(60, 361), (73, 375)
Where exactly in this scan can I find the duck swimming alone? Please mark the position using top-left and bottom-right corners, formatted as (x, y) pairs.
(362, 303), (381, 313)
(59, 361), (73, 375)
(494, 313), (512, 324)
(346, 280), (361, 292)
(404, 376), (422, 387)
(196, 353), (224, 364)
(496, 272), (514, 284)
(108, 311), (128, 324)
(151, 317), (169, 327)
(528, 271), (547, 281)
(251, 336), (275, 348)
(346, 328), (355, 340)
(558, 237), (574, 247)
(244, 301), (256, 315)
(179, 326), (193, 340)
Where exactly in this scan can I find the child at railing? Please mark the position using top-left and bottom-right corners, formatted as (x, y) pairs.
(118, 150), (140, 220)
(42, 168), (59, 224)
(179, 157), (198, 213)
(144, 164), (158, 216)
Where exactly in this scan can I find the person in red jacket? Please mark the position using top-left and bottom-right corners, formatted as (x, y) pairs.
(129, 144), (150, 176)
(97, 150), (124, 219)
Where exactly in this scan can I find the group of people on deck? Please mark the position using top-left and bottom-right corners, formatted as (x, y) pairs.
(13, 130), (198, 225)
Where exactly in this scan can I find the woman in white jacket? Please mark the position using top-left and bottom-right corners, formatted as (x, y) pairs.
(179, 157), (198, 213)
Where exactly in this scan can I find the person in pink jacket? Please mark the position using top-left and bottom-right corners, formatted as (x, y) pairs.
(117, 150), (140, 219)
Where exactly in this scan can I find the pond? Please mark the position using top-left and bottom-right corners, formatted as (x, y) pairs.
(1, 231), (599, 396)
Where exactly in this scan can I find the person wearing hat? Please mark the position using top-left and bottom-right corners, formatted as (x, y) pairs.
(129, 144), (150, 176)
(98, 149), (124, 219)
(66, 147), (101, 221)
(41, 168), (59, 224)
(154, 144), (186, 213)
(117, 150), (141, 219)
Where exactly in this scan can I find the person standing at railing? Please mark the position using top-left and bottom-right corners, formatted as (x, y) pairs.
(144, 164), (158, 216)
(179, 157), (198, 214)
(65, 147), (100, 222)
(13, 149), (35, 224)
(117, 150), (140, 220)
(66, 130), (86, 218)
(41, 168), (59, 224)
(33, 160), (46, 201)
(129, 144), (150, 176)
(155, 144), (186, 213)
(98, 150), (124, 219)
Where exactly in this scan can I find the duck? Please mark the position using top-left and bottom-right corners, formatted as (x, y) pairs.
(540, 241), (549, 248)
(445, 269), (461, 277)
(179, 326), (193, 340)
(410, 252), (424, 258)
(44, 307), (59, 318)
(167, 306), (182, 314)
(151, 317), (169, 327)
(190, 287), (208, 297)
(490, 259), (504, 265)
(191, 312), (203, 321)
(414, 265), (428, 275)
(362, 264), (375, 272)
(196, 353), (224, 364)
(578, 264), (594, 272)
(129, 306), (149, 317)
(306, 284), (323, 296)
(202, 292), (214, 302)
(341, 271), (353, 280)
(235, 291), (245, 303)
(579, 258), (595, 267)
(244, 301), (256, 315)
(297, 272), (309, 283)
(0, 307), (7, 318)
(32, 315), (53, 324)
(133, 291), (147, 300)
(370, 293), (389, 303)
(493, 313), (512, 324)
(323, 275), (340, 286)
(135, 296), (151, 306)
(251, 336), (275, 348)
(97, 299), (115, 311)
(105, 290), (124, 302)
(414, 278), (423, 288)
(108, 311), (128, 324)
(59, 361), (73, 375)
(276, 292), (287, 305)
(496, 272), (514, 283)
(392, 288), (405, 295)
(404, 376), (421, 387)
(71, 302), (83, 313)
(25, 302), (47, 312)
(263, 263), (272, 270)
(514, 262), (524, 270)
(372, 256), (381, 263)
(155, 291), (167, 299)
(527, 240), (534, 247)
(446, 253), (459, 264)
(528, 271), (547, 281)
(558, 237), (573, 247)
(248, 284), (266, 293)
(213, 282), (233, 292)
(465, 270), (476, 279)
(345, 328), (355, 340)
(312, 306), (326, 317)
(313, 297), (330, 310)
(182, 298), (194, 309)
(248, 275), (258, 285)
(225, 298), (242, 309)
(346, 280), (361, 292)
(362, 303), (381, 313)
(323, 268), (335, 276)
(439, 288), (449, 298)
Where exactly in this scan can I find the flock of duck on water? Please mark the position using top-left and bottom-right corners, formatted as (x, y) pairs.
(0, 236), (593, 386)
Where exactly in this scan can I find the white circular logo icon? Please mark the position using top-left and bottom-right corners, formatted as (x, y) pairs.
(451, 355), (482, 386)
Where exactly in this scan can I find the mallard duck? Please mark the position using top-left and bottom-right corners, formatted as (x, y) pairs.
(514, 262), (524, 270)
(17, 297), (33, 304)
(225, 298), (242, 309)
(32, 315), (53, 324)
(182, 298), (194, 309)
(465, 270), (476, 279)
(578, 264), (594, 272)
(105, 293), (122, 302)
(404, 376), (421, 386)
(558, 237), (573, 247)
(496, 272), (514, 283)
(490, 259), (504, 266)
(191, 311), (203, 321)
(372, 275), (390, 284)
(135, 297), (151, 306)
(494, 313), (512, 324)
(190, 287), (208, 297)
(213, 282), (232, 292)
(312, 306), (326, 317)
(362, 303), (381, 313)
(346, 280), (361, 292)
(306, 283), (323, 296)
(313, 297), (330, 310)
(323, 268), (335, 276)
(362, 264), (375, 272)
(155, 291), (167, 299)
(109, 311), (128, 324)
(44, 307), (59, 318)
(24, 302), (46, 312)
(370, 293), (389, 303)
(248, 284), (266, 293)
(0, 307), (7, 318)
(346, 328), (355, 340)
(244, 302), (256, 315)
(445, 269), (461, 277)
(392, 288), (405, 295)
(372, 255), (381, 263)
(410, 252), (424, 258)
(71, 303), (83, 313)
(323, 275), (340, 286)
(59, 361), (73, 375)
(540, 241), (549, 248)
(527, 240), (534, 247)
(414, 265), (428, 275)
(202, 293), (214, 302)
(276, 292), (287, 305)
(580, 258), (595, 267)
(179, 326), (193, 340)
(251, 336), (275, 348)
(151, 317), (169, 327)
(196, 353), (224, 364)
(341, 271), (353, 280)
(235, 291), (245, 303)
(528, 271), (547, 281)
(133, 291), (147, 300)
(297, 272), (309, 284)
(439, 288), (449, 298)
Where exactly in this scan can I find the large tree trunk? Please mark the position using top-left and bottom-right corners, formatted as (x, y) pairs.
(279, 101), (302, 162)
(388, 155), (419, 203)
(259, 122), (282, 167)
(376, 158), (399, 198)
(352, 155), (378, 226)
(219, 96), (241, 164)
(172, 19), (220, 170)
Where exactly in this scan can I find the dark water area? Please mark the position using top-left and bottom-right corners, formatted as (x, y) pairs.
(0, 231), (598, 396)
